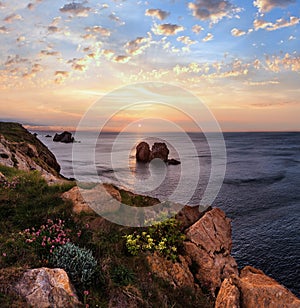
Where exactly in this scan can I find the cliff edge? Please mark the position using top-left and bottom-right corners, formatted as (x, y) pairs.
(0, 122), (61, 183)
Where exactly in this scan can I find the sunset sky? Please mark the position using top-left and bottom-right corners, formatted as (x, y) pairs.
(0, 0), (299, 132)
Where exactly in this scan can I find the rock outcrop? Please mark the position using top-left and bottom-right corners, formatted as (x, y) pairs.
(150, 142), (169, 162)
(53, 131), (74, 143)
(215, 266), (300, 308)
(183, 208), (238, 297)
(147, 252), (195, 289)
(14, 268), (81, 308)
(136, 141), (180, 165)
(136, 141), (151, 162)
(0, 122), (62, 183)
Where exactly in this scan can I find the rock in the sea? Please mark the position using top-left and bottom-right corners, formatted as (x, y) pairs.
(136, 141), (151, 162)
(183, 208), (238, 296)
(147, 252), (195, 289)
(167, 158), (181, 165)
(234, 266), (300, 308)
(150, 142), (169, 162)
(14, 267), (81, 308)
(53, 131), (74, 143)
(45, 134), (52, 138)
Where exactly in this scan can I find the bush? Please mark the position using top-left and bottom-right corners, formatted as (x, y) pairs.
(50, 242), (98, 288)
(110, 264), (135, 286)
(124, 218), (185, 262)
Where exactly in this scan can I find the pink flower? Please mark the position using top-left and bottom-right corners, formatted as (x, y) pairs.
(2, 253), (6, 257)
(84, 290), (89, 296)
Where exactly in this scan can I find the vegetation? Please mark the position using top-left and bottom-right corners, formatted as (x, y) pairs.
(0, 165), (213, 307)
(124, 218), (185, 262)
(50, 242), (98, 289)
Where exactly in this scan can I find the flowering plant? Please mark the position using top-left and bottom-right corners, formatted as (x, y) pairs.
(124, 218), (185, 262)
(20, 218), (73, 260)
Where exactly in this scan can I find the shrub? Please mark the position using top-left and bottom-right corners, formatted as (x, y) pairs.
(124, 218), (185, 262)
(50, 242), (98, 288)
(110, 264), (135, 286)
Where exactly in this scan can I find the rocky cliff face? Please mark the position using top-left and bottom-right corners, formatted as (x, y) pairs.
(0, 122), (61, 183)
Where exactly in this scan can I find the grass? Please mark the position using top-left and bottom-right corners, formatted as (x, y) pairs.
(0, 165), (213, 307)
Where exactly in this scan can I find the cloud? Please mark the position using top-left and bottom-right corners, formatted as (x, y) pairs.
(27, 3), (35, 10)
(253, 0), (296, 13)
(202, 33), (214, 42)
(192, 24), (204, 34)
(254, 16), (299, 31)
(177, 36), (196, 45)
(125, 36), (151, 56)
(39, 50), (60, 57)
(3, 13), (22, 23)
(0, 26), (8, 33)
(60, 2), (91, 17)
(109, 13), (125, 25)
(145, 9), (170, 20)
(113, 55), (131, 63)
(152, 23), (184, 36)
(188, 0), (241, 24)
(48, 26), (60, 33)
(17, 36), (26, 42)
(54, 71), (70, 84)
(68, 58), (88, 71)
(85, 26), (111, 36)
(265, 53), (300, 72)
(102, 49), (115, 59)
(231, 28), (246, 36)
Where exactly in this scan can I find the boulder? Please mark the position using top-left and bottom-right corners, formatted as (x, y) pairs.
(150, 142), (169, 162)
(14, 267), (81, 308)
(215, 278), (240, 308)
(183, 208), (238, 296)
(53, 131), (74, 143)
(136, 142), (150, 162)
(147, 252), (195, 289)
(234, 266), (300, 308)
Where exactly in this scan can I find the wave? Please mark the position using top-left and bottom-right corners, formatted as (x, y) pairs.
(224, 173), (285, 186)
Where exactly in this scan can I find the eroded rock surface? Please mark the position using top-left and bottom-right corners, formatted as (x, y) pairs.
(53, 131), (74, 143)
(236, 266), (300, 308)
(147, 252), (195, 288)
(183, 208), (238, 296)
(150, 142), (169, 162)
(136, 141), (151, 163)
(14, 268), (81, 308)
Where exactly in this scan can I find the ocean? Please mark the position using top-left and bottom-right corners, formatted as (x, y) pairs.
(36, 131), (300, 297)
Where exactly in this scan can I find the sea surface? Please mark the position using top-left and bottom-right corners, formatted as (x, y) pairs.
(36, 131), (300, 297)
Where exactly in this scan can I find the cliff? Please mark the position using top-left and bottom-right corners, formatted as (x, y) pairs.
(0, 122), (61, 183)
(0, 123), (299, 307)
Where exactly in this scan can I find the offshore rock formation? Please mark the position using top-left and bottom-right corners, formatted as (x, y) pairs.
(14, 268), (81, 308)
(53, 131), (74, 143)
(136, 141), (180, 165)
(136, 141), (151, 163)
(0, 122), (61, 183)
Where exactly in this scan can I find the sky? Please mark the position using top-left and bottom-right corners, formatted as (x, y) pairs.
(0, 0), (299, 132)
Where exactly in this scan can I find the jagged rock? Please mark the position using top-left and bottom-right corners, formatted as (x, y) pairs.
(136, 142), (151, 163)
(175, 205), (210, 230)
(53, 131), (74, 143)
(147, 252), (195, 288)
(167, 158), (181, 165)
(183, 208), (238, 296)
(14, 268), (81, 308)
(62, 184), (121, 214)
(150, 142), (169, 162)
(215, 278), (240, 308)
(233, 266), (300, 308)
